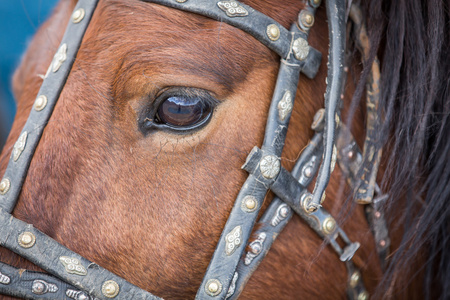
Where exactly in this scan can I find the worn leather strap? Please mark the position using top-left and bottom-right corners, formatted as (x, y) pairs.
(309, 0), (347, 212)
(0, 0), (99, 213)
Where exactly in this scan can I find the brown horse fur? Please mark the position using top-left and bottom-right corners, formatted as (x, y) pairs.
(0, 0), (430, 299)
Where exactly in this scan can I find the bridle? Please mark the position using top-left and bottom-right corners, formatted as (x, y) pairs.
(0, 0), (390, 299)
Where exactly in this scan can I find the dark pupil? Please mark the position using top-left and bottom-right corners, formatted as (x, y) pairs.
(157, 96), (209, 127)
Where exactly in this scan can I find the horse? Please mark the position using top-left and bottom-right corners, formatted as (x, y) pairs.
(0, 0), (448, 299)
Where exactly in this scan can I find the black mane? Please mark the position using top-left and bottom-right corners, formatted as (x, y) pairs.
(358, 0), (449, 298)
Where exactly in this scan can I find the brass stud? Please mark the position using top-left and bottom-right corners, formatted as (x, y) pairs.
(357, 291), (369, 300)
(310, 0), (321, 7)
(72, 8), (85, 23)
(205, 279), (222, 297)
(102, 280), (119, 298)
(34, 95), (48, 111)
(18, 232), (36, 248)
(300, 11), (315, 28)
(0, 178), (10, 195)
(266, 24), (280, 41)
(242, 195), (257, 212)
(322, 217), (336, 235)
(350, 271), (360, 288)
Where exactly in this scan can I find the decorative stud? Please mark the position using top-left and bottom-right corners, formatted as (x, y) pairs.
(217, 1), (248, 17)
(259, 155), (280, 179)
(102, 280), (119, 298)
(175, 0), (188, 2)
(301, 194), (317, 213)
(0, 272), (10, 285)
(66, 289), (91, 300)
(310, 0), (321, 8)
(278, 91), (293, 121)
(12, 131), (28, 161)
(322, 217), (336, 235)
(292, 37), (310, 61)
(303, 166), (313, 178)
(349, 271), (360, 288)
(266, 24), (280, 41)
(72, 8), (85, 23)
(32, 279), (58, 295)
(34, 95), (48, 111)
(270, 204), (291, 226)
(311, 108), (325, 131)
(225, 272), (238, 299)
(374, 211), (381, 219)
(244, 232), (266, 265)
(299, 10), (314, 29)
(52, 43), (67, 73)
(18, 231), (36, 248)
(241, 195), (258, 213)
(0, 178), (10, 195)
(225, 226), (242, 255)
(59, 256), (87, 276)
(205, 279), (222, 297)
(357, 291), (369, 300)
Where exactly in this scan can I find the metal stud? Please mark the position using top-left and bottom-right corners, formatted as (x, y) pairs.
(205, 279), (222, 297)
(270, 203), (291, 226)
(175, 0), (187, 2)
(241, 195), (257, 213)
(299, 10), (314, 29)
(12, 131), (28, 161)
(226, 272), (238, 299)
(217, 1), (248, 18)
(259, 155), (280, 179)
(310, 0), (321, 8)
(18, 232), (36, 248)
(0, 272), (11, 285)
(32, 279), (58, 295)
(303, 166), (313, 178)
(34, 95), (48, 111)
(292, 37), (310, 61)
(322, 217), (336, 235)
(278, 91), (293, 121)
(349, 271), (360, 288)
(357, 291), (369, 300)
(52, 44), (67, 73)
(66, 289), (90, 300)
(244, 232), (266, 265)
(102, 280), (119, 298)
(72, 8), (85, 23)
(266, 24), (280, 41)
(60, 256), (87, 276)
(0, 178), (10, 195)
(225, 226), (242, 255)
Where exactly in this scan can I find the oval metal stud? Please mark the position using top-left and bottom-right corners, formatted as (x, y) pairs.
(175, 0), (188, 2)
(357, 291), (369, 300)
(322, 217), (336, 235)
(259, 155), (280, 179)
(299, 10), (315, 29)
(102, 280), (119, 298)
(18, 232), (36, 248)
(205, 279), (222, 297)
(34, 95), (48, 111)
(349, 271), (360, 288)
(72, 8), (85, 23)
(0, 178), (11, 195)
(266, 24), (280, 41)
(0, 272), (11, 285)
(292, 37), (310, 61)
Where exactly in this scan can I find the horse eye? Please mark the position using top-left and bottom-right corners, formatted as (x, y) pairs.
(156, 96), (211, 128)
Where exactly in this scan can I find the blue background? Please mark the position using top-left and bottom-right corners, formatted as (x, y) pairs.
(0, 0), (58, 149)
